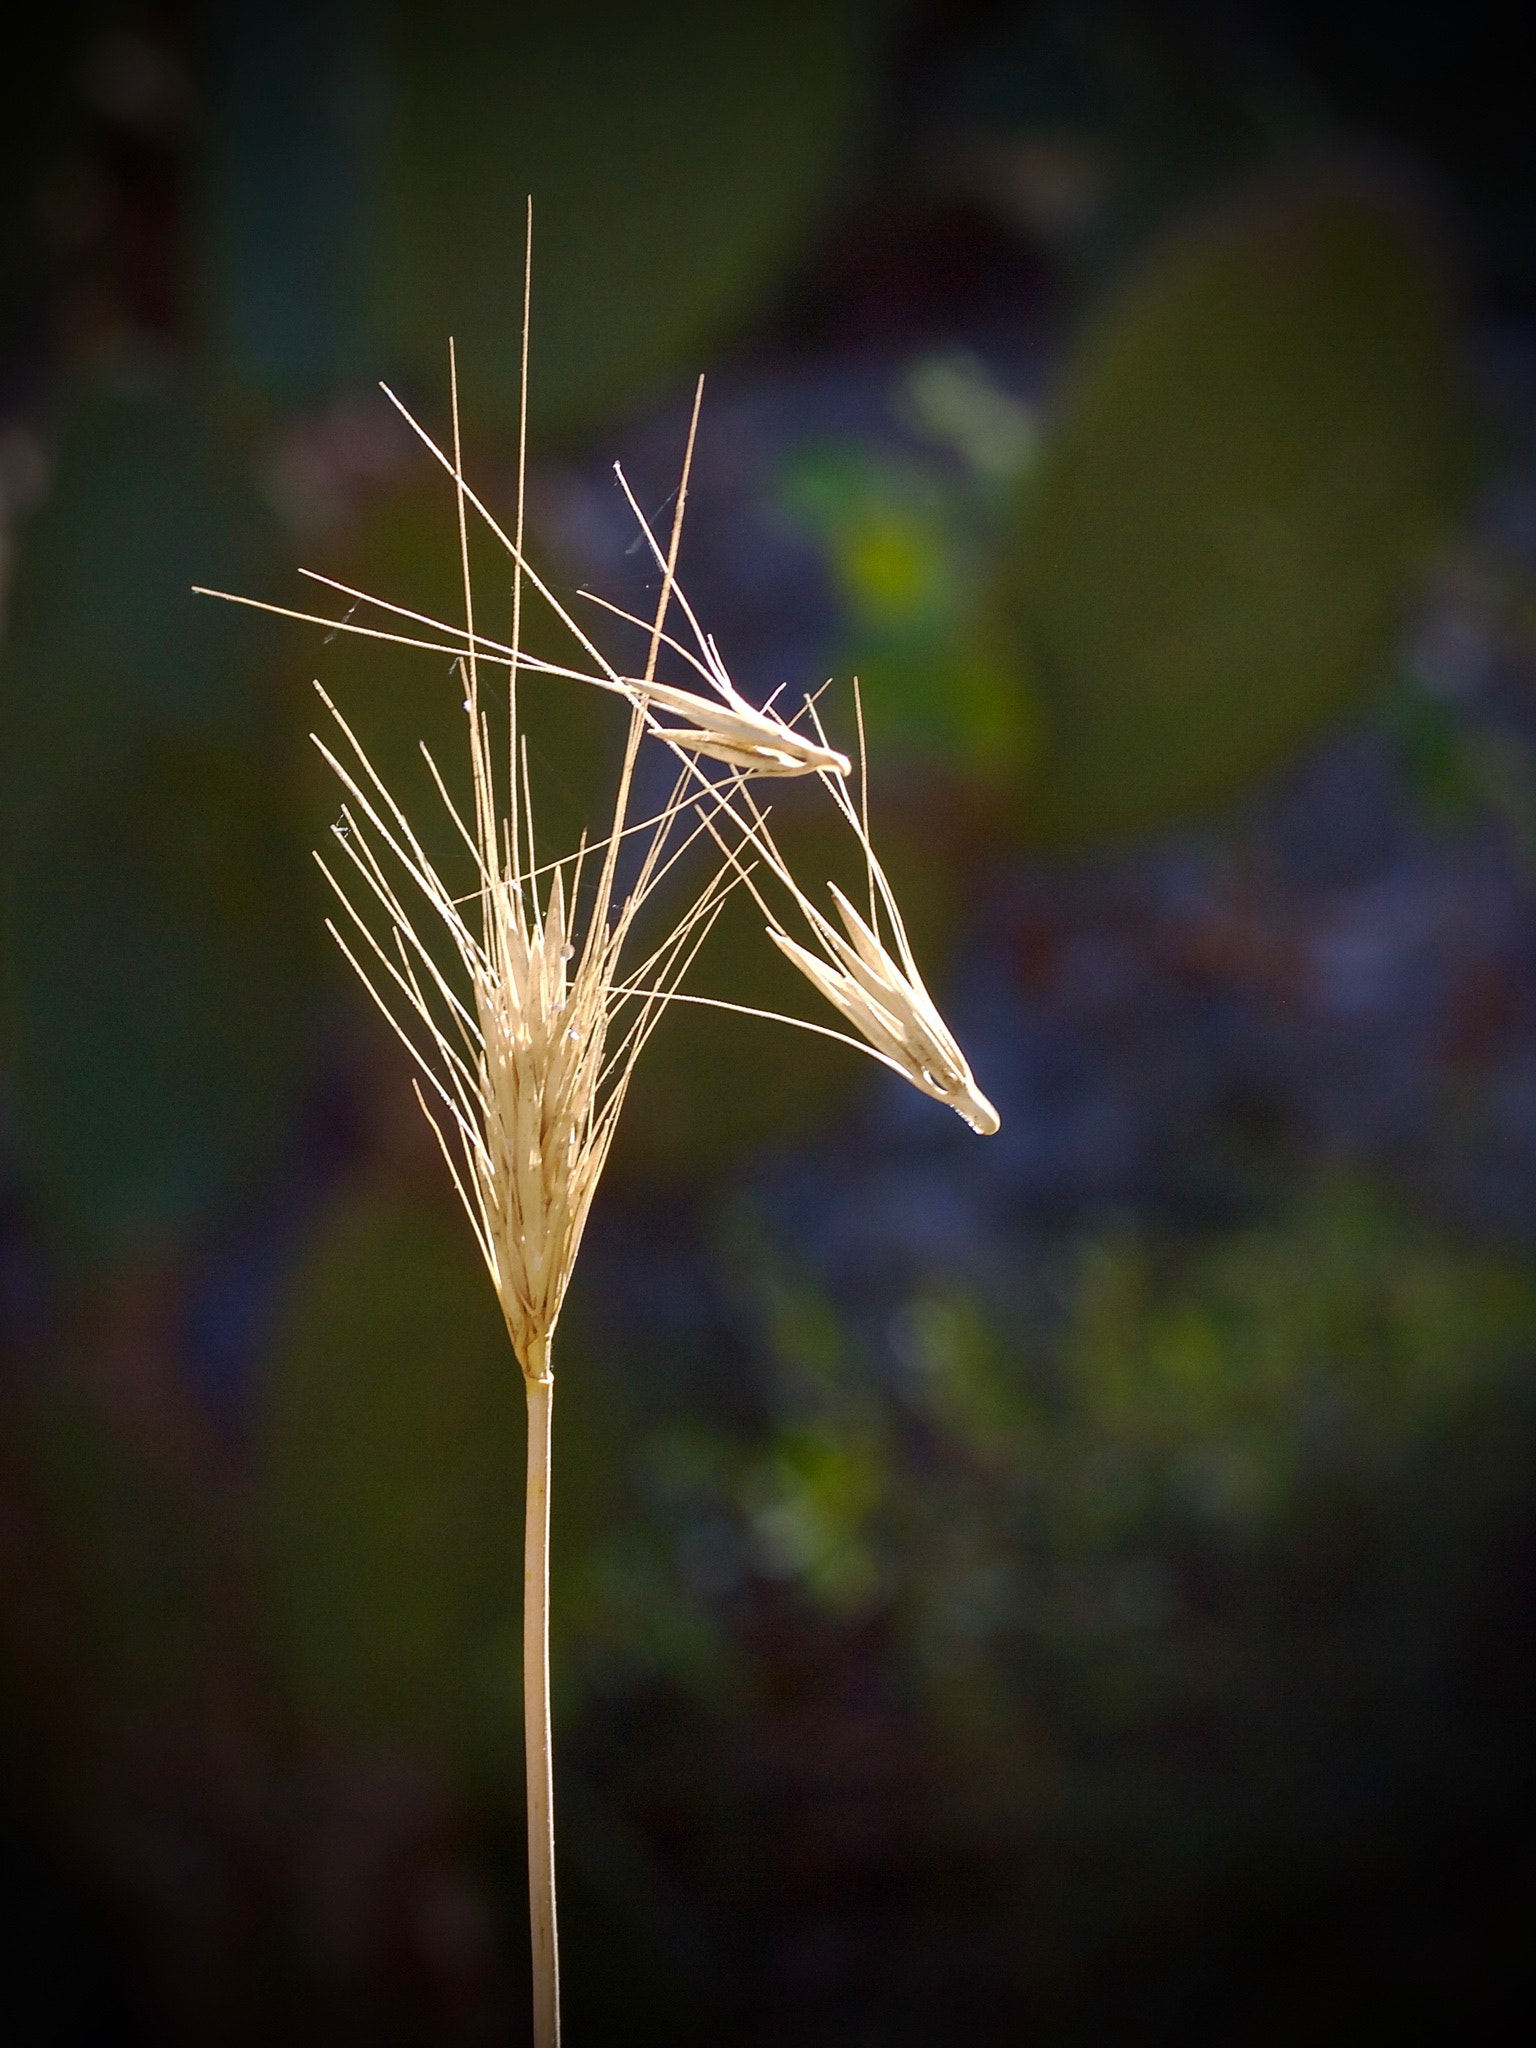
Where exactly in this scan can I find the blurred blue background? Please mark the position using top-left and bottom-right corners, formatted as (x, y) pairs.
(3, 3), (1536, 2041)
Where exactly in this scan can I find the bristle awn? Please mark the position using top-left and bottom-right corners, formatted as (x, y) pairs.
(852, 676), (878, 936)
(377, 376), (849, 778)
(510, 198), (532, 904)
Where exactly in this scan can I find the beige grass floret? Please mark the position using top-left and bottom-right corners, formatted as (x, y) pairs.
(638, 678), (999, 1136)
(768, 883), (1001, 1135)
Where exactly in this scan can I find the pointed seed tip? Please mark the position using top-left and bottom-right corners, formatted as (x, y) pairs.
(963, 1092), (1001, 1137)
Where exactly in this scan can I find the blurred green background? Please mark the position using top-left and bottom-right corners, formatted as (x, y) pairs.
(3, 3), (1536, 2042)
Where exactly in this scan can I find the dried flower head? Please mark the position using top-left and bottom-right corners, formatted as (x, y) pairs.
(671, 687), (1001, 1137)
(199, 278), (995, 2048)
(196, 193), (1000, 2048)
(197, 358), (994, 1223)
(303, 357), (746, 1375)
(768, 882), (1000, 1135)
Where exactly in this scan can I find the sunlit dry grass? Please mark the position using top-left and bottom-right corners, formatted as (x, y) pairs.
(199, 232), (995, 2048)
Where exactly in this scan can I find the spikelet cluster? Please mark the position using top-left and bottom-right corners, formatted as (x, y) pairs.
(473, 865), (596, 1371)
(769, 885), (1000, 1136)
(201, 356), (997, 1380)
(301, 364), (748, 1377)
(311, 661), (724, 1376)
(679, 704), (1000, 1138)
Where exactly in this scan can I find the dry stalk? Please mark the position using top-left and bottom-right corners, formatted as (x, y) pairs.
(298, 343), (741, 2048)
(200, 234), (996, 2048)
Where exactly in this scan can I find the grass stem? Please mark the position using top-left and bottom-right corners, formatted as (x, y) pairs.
(523, 1354), (559, 2047)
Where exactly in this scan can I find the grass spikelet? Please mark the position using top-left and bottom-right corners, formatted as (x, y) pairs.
(767, 882), (1002, 1135)
(772, 679), (997, 1132)
(657, 683), (1001, 1136)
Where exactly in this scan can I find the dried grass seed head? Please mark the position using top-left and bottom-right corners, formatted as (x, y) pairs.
(689, 689), (1000, 1137)
(768, 883), (1000, 1135)
(305, 354), (751, 1379)
(204, 353), (993, 1394)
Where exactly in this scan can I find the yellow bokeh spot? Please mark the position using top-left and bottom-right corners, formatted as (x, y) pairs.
(841, 516), (938, 618)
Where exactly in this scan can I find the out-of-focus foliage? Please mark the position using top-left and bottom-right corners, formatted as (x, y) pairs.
(246, 1162), (1536, 1856)
(4, 4), (1533, 2034)
(932, 2), (1298, 284)
(0, 20), (81, 343)
(777, 356), (1040, 785)
(547, 1310), (730, 1713)
(994, 180), (1476, 844)
(210, 0), (885, 439)
(565, 1178), (1536, 1979)
(13, 1335), (231, 1731)
(888, 1185), (1536, 1729)
(206, 0), (384, 402)
(0, 380), (310, 1262)
(1384, 581), (1536, 869)
(778, 180), (1475, 849)
(260, 1183), (522, 1774)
